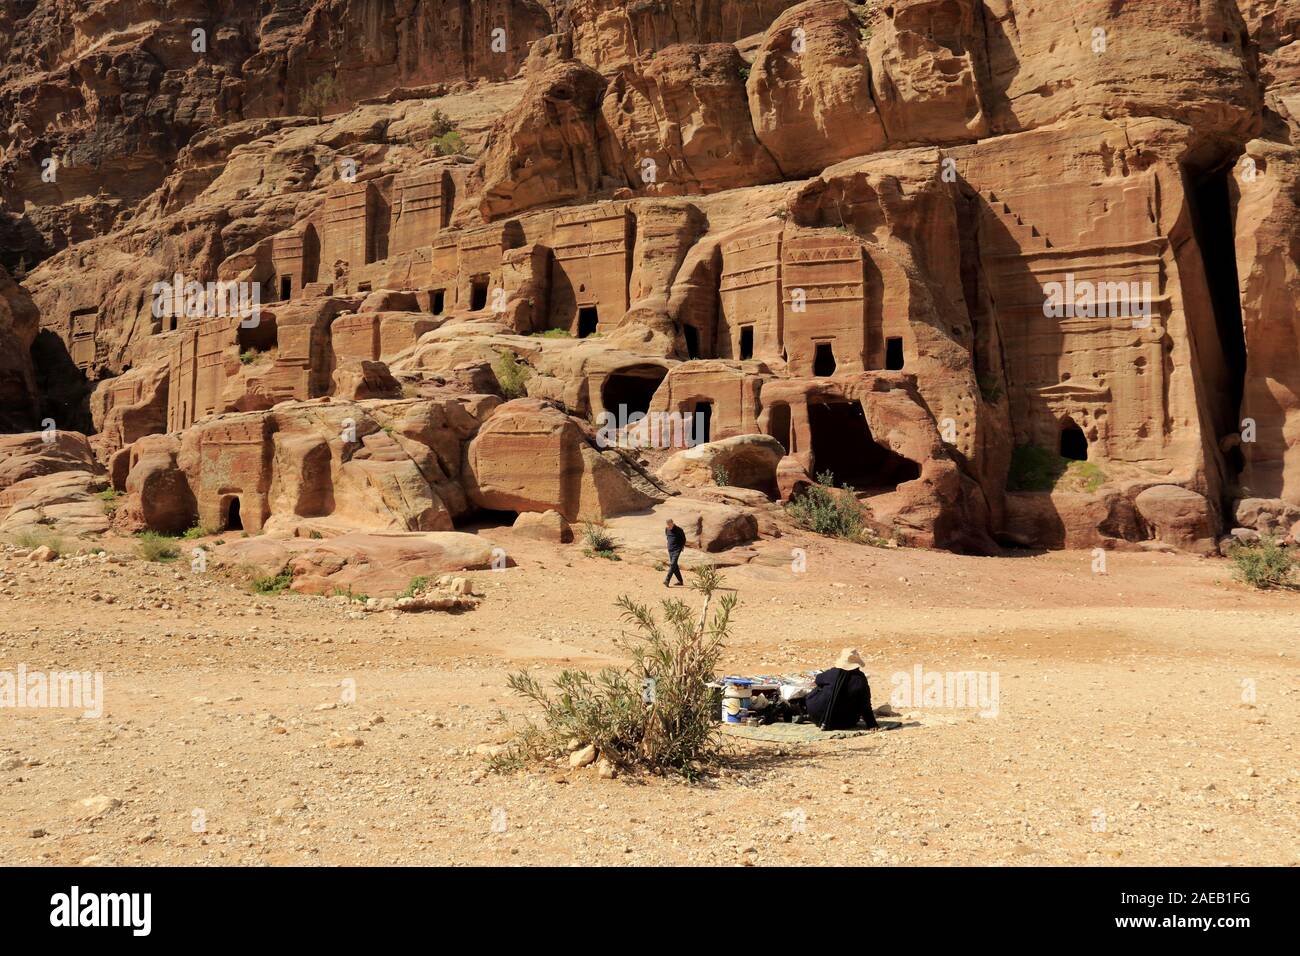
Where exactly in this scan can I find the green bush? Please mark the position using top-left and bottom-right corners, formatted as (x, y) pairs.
(426, 109), (464, 156)
(530, 328), (572, 338)
(136, 532), (179, 562)
(181, 524), (214, 540)
(581, 522), (620, 561)
(786, 471), (868, 540)
(495, 565), (734, 776)
(711, 464), (731, 487)
(1229, 536), (1296, 590)
(400, 575), (430, 598)
(493, 350), (531, 400)
(252, 571), (294, 595)
(1008, 444), (1106, 493)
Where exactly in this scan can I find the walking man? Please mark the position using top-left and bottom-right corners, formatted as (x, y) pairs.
(664, 518), (686, 587)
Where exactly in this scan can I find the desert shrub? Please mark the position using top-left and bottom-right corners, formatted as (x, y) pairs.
(494, 350), (531, 400)
(300, 73), (339, 120)
(1008, 444), (1106, 493)
(530, 328), (572, 338)
(786, 471), (867, 540)
(400, 575), (430, 598)
(182, 524), (214, 540)
(1229, 536), (1296, 590)
(136, 532), (179, 562)
(426, 108), (464, 156)
(13, 528), (67, 556)
(581, 522), (619, 560)
(495, 564), (734, 776)
(711, 464), (731, 487)
(252, 571), (294, 595)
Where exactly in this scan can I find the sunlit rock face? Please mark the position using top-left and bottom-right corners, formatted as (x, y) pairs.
(1, 0), (1294, 554)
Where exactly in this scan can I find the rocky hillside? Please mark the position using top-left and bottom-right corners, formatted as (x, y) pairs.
(3, 0), (1300, 559)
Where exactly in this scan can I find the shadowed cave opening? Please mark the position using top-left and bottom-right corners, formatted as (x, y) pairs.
(768, 402), (791, 454)
(1185, 159), (1248, 485)
(683, 325), (700, 359)
(578, 306), (599, 338)
(602, 365), (667, 418)
(455, 508), (519, 532)
(813, 342), (837, 376)
(223, 496), (243, 532)
(1060, 420), (1088, 461)
(693, 401), (713, 444)
(809, 401), (921, 491)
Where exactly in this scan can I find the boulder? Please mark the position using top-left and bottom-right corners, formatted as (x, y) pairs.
(512, 509), (573, 543)
(0, 470), (111, 537)
(776, 456), (814, 503)
(465, 399), (662, 522)
(1234, 497), (1300, 536)
(214, 532), (498, 597)
(658, 434), (785, 497)
(331, 360), (403, 401)
(0, 432), (102, 491)
(123, 435), (197, 535)
(1135, 486), (1218, 555)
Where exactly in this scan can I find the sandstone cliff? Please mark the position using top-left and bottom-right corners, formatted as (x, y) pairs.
(3, 0), (1298, 556)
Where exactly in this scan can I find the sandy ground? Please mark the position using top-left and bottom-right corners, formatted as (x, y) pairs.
(1, 526), (1297, 867)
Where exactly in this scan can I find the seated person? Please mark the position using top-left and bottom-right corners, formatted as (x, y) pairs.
(805, 648), (879, 731)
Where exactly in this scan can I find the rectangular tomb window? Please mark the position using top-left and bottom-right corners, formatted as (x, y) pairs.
(470, 276), (489, 311)
(739, 325), (754, 360)
(578, 306), (599, 338)
(886, 336), (904, 370)
(431, 289), (445, 315)
(279, 276), (292, 301)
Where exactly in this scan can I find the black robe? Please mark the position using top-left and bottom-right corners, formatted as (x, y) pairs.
(805, 667), (878, 730)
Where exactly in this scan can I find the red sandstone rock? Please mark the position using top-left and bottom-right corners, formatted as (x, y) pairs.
(464, 398), (663, 522)
(3, 0), (1296, 557)
(511, 509), (574, 543)
(658, 434), (786, 497)
(748, 0), (886, 178)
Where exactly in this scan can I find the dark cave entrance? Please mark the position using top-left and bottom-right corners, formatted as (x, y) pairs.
(430, 289), (445, 315)
(813, 342), (837, 377)
(692, 401), (713, 445)
(739, 325), (754, 360)
(1185, 160), (1248, 484)
(886, 336), (905, 371)
(1059, 420), (1088, 461)
(279, 275), (292, 301)
(470, 275), (489, 311)
(455, 508), (519, 532)
(223, 496), (243, 532)
(809, 401), (921, 491)
(683, 325), (700, 359)
(578, 306), (599, 338)
(768, 402), (791, 454)
(601, 365), (667, 418)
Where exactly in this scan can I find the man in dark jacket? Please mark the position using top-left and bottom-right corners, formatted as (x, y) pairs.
(805, 648), (879, 730)
(663, 518), (686, 587)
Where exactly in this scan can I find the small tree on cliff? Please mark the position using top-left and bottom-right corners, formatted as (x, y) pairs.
(300, 73), (340, 121)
